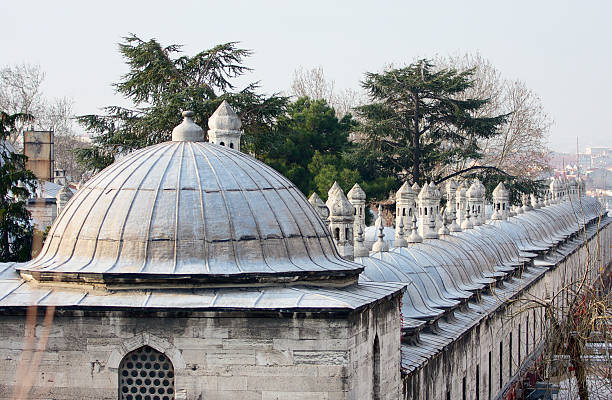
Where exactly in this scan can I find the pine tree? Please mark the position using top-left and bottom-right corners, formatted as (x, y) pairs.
(352, 59), (508, 185)
(76, 34), (287, 171)
(0, 112), (37, 262)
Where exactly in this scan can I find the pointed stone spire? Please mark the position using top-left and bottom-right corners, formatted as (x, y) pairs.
(326, 183), (355, 260)
(309, 192), (329, 221)
(393, 216), (408, 248)
(521, 193), (532, 212)
(395, 182), (416, 244)
(172, 111), (205, 142)
(438, 210), (450, 236)
(461, 206), (473, 230)
(56, 182), (73, 215)
(424, 213), (439, 239)
(531, 193), (540, 209)
(407, 214), (422, 243)
(347, 183), (367, 240)
(449, 209), (461, 232)
(353, 222), (369, 257)
(207, 100), (243, 151)
(372, 205), (389, 252)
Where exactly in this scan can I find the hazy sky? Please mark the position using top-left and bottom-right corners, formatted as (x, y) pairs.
(1, 0), (610, 153)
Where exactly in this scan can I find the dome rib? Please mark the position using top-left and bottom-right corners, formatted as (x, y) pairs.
(230, 147), (351, 272)
(141, 143), (182, 273)
(38, 145), (166, 271)
(20, 141), (363, 285)
(187, 143), (210, 273)
(199, 143), (286, 274)
(225, 147), (333, 272)
(106, 144), (173, 273)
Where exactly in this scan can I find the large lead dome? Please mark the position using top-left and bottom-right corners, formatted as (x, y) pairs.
(20, 111), (361, 285)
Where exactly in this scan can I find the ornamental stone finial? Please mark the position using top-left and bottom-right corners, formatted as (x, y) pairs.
(449, 209), (461, 232)
(393, 216), (408, 248)
(172, 111), (205, 142)
(407, 214), (422, 243)
(372, 205), (389, 252)
(438, 210), (450, 236)
(353, 222), (369, 258)
(461, 206), (473, 230)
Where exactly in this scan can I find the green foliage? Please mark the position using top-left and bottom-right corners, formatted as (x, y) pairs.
(0, 112), (37, 262)
(261, 97), (358, 198)
(76, 34), (287, 171)
(353, 59), (508, 186)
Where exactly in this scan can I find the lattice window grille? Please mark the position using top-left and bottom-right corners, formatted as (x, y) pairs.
(118, 345), (175, 400)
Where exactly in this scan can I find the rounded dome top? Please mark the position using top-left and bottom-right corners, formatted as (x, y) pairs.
(172, 111), (205, 142)
(20, 141), (362, 285)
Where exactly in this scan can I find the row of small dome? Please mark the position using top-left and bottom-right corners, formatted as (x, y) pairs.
(319, 179), (604, 332)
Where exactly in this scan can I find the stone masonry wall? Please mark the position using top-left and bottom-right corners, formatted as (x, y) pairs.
(403, 221), (612, 400)
(0, 295), (402, 400)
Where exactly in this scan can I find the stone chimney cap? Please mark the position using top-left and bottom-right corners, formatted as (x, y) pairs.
(208, 100), (242, 132)
(347, 183), (366, 201)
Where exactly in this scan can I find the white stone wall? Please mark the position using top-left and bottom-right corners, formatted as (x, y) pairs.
(0, 295), (402, 400)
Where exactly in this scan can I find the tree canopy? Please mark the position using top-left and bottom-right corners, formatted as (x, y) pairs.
(350, 59), (508, 186)
(260, 97), (358, 198)
(76, 34), (287, 171)
(0, 112), (37, 262)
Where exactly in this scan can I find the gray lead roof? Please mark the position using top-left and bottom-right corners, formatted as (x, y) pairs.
(19, 141), (363, 284)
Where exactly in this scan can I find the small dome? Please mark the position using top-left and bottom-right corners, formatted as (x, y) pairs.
(347, 183), (366, 201)
(20, 118), (361, 285)
(208, 100), (242, 132)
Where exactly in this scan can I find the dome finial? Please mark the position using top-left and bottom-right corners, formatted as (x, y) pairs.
(353, 222), (369, 257)
(393, 215), (408, 248)
(407, 214), (422, 243)
(172, 110), (205, 142)
(372, 205), (389, 252)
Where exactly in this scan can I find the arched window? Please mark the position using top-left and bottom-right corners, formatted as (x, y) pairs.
(424, 208), (427, 216)
(408, 209), (412, 217)
(119, 346), (175, 400)
(402, 209), (406, 217)
(229, 142), (234, 149)
(373, 335), (381, 400)
(345, 227), (350, 240)
(334, 227), (340, 241)
(220, 141), (225, 146)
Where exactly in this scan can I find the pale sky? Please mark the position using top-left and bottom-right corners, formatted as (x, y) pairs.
(1, 0), (610, 153)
